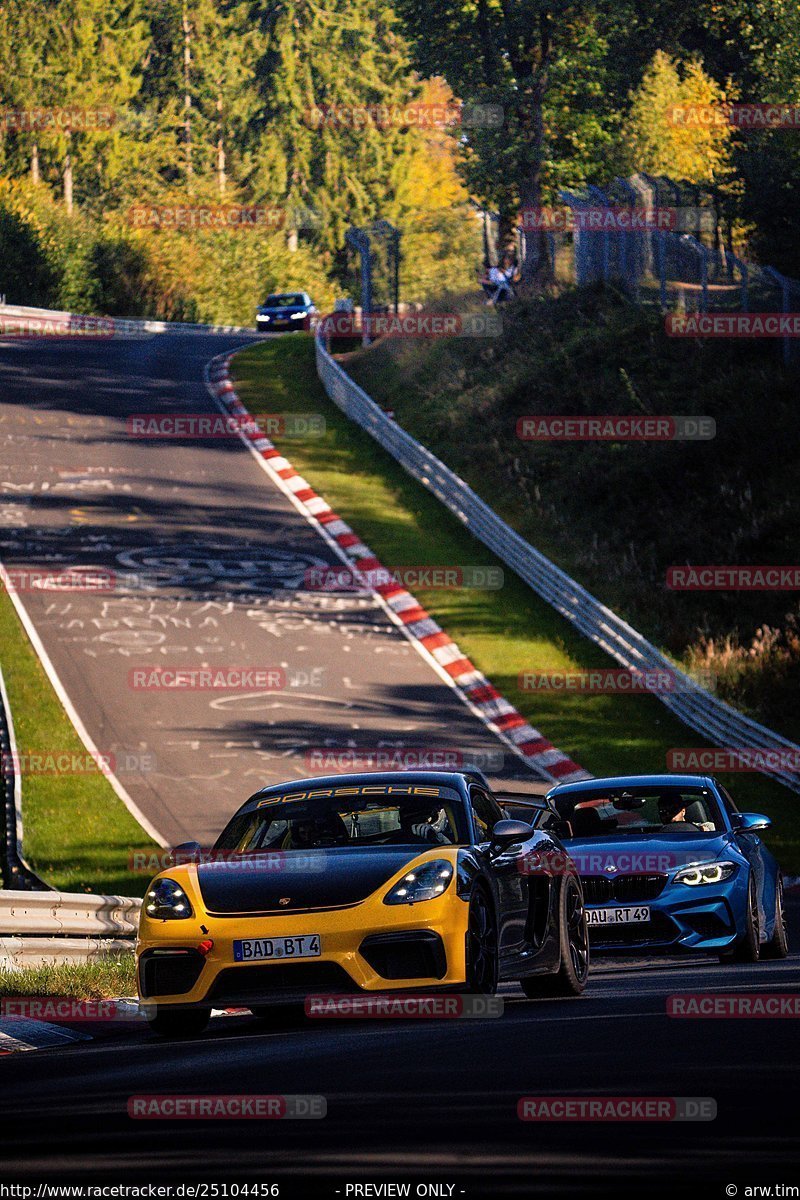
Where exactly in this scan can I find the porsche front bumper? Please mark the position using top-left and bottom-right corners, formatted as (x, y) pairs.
(137, 875), (470, 1010)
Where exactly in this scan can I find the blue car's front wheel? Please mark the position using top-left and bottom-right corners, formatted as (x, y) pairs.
(720, 875), (760, 964)
(763, 877), (789, 959)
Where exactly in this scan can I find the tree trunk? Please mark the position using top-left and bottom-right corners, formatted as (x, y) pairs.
(182, 2), (193, 185)
(518, 77), (553, 290)
(216, 88), (226, 197)
(63, 134), (73, 214)
(31, 143), (40, 185)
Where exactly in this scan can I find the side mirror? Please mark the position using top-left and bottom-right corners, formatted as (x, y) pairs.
(168, 840), (202, 865)
(490, 819), (533, 853)
(733, 813), (771, 833)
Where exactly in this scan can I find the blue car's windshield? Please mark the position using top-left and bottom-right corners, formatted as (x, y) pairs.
(556, 786), (724, 836)
(264, 293), (305, 307)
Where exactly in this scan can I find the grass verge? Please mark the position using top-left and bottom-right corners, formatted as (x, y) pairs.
(231, 335), (800, 871)
(0, 956), (136, 999)
(0, 588), (156, 895)
(346, 287), (800, 741)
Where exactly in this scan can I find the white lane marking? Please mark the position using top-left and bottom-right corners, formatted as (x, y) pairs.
(0, 561), (167, 847)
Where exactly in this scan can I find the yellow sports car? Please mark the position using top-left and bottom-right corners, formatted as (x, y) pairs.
(137, 770), (589, 1035)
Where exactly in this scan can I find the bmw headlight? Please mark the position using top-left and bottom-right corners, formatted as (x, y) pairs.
(145, 877), (193, 920)
(290, 312), (305, 320)
(674, 861), (737, 887)
(384, 860), (454, 905)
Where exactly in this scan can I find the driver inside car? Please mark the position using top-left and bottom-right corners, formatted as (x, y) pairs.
(283, 812), (349, 849)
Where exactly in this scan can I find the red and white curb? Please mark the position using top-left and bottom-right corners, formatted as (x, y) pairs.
(205, 352), (588, 785)
(0, 1018), (91, 1054)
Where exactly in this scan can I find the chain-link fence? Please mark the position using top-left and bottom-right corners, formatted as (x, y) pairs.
(552, 174), (800, 363)
(343, 220), (402, 345)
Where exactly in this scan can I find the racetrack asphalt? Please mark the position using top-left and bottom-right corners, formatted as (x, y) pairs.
(0, 330), (540, 848)
(0, 331), (797, 1196)
(0, 905), (797, 1192)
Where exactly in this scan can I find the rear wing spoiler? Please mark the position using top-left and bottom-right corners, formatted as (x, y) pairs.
(488, 783), (557, 825)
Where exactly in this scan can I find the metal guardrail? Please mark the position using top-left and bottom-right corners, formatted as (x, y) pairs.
(0, 890), (140, 938)
(315, 331), (800, 794)
(0, 665), (50, 890)
(0, 936), (137, 970)
(0, 891), (140, 967)
(0, 301), (255, 337)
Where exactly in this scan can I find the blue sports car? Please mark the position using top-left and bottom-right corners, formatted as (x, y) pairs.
(255, 292), (316, 332)
(539, 774), (788, 961)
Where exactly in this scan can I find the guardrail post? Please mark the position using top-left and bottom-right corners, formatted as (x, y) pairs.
(764, 267), (792, 365)
(700, 244), (709, 313)
(781, 276), (790, 365)
(345, 227), (373, 346)
(657, 232), (667, 309)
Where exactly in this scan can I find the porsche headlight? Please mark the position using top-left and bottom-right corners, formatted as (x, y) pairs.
(145, 877), (193, 920)
(673, 861), (737, 887)
(384, 860), (454, 905)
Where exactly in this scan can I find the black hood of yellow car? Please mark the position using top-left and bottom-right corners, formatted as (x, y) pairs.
(196, 847), (426, 914)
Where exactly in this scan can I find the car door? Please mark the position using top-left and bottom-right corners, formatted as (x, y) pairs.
(469, 785), (530, 959)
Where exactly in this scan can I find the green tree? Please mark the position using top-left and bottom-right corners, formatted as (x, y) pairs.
(699, 0), (800, 273)
(0, 0), (59, 184)
(37, 0), (150, 212)
(393, 0), (633, 285)
(246, 0), (422, 276)
(623, 50), (732, 184)
(187, 0), (257, 195)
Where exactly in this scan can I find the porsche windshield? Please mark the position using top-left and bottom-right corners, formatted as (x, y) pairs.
(558, 786), (724, 836)
(215, 787), (469, 852)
